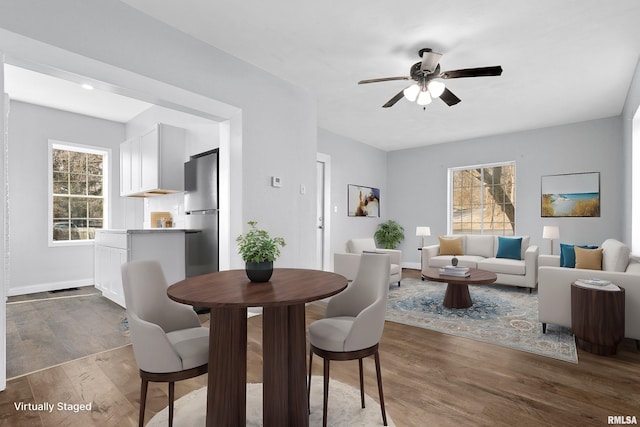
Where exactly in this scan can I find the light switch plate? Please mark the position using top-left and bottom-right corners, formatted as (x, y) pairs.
(271, 176), (282, 187)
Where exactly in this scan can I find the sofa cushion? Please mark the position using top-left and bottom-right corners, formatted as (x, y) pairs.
(496, 236), (522, 260)
(466, 235), (495, 258)
(560, 243), (599, 268)
(574, 246), (603, 270)
(439, 236), (463, 255)
(601, 239), (631, 272)
(429, 255), (483, 269)
(347, 238), (376, 253)
(478, 257), (526, 275)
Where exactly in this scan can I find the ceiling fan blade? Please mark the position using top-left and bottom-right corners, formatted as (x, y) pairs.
(382, 90), (405, 108)
(358, 76), (411, 84)
(440, 66), (503, 79)
(420, 50), (442, 73)
(440, 88), (461, 106)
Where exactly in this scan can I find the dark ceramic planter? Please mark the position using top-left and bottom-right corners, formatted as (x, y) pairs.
(245, 261), (273, 282)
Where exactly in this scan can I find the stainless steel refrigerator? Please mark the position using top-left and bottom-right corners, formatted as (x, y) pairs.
(184, 149), (219, 277)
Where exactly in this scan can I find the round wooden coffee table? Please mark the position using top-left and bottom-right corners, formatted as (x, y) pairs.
(422, 267), (497, 309)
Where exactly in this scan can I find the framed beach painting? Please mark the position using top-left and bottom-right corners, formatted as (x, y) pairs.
(347, 184), (380, 217)
(541, 172), (600, 217)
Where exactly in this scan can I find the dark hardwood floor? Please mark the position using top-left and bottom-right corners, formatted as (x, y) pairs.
(2, 270), (639, 426)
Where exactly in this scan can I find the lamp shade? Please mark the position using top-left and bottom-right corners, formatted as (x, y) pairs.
(542, 225), (559, 239)
(416, 226), (431, 237)
(416, 90), (432, 106)
(403, 84), (420, 102)
(427, 80), (446, 98)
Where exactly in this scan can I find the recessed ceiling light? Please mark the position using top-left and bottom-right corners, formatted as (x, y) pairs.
(80, 83), (94, 90)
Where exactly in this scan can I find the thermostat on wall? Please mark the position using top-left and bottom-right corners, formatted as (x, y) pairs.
(271, 176), (282, 187)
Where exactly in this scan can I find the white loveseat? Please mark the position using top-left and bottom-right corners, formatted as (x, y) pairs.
(538, 238), (640, 343)
(421, 234), (539, 289)
(334, 238), (402, 286)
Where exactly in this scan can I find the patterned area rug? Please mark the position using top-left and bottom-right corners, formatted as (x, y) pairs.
(148, 376), (394, 426)
(387, 278), (578, 363)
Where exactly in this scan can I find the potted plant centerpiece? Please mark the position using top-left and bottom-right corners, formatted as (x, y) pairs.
(236, 221), (286, 282)
(374, 219), (405, 249)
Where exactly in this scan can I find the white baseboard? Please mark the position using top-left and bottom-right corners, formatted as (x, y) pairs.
(403, 262), (421, 270)
(8, 278), (94, 297)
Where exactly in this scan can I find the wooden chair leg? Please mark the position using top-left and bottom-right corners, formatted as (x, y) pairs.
(168, 381), (175, 427)
(322, 358), (330, 427)
(307, 346), (314, 414)
(374, 350), (388, 426)
(139, 377), (148, 427)
(358, 358), (365, 408)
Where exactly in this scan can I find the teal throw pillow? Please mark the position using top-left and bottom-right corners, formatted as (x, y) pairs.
(560, 243), (599, 268)
(496, 236), (522, 260)
(560, 243), (574, 267)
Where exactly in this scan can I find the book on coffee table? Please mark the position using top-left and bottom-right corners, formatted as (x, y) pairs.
(439, 266), (471, 277)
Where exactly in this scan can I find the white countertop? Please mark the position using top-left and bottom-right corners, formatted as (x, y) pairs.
(97, 228), (187, 234)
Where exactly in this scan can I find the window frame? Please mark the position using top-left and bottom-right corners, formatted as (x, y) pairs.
(47, 139), (110, 247)
(448, 161), (516, 236)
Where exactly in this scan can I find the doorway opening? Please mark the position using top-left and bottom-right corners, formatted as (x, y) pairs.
(316, 153), (331, 270)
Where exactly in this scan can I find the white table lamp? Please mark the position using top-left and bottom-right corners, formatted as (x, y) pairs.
(542, 226), (560, 255)
(416, 226), (431, 248)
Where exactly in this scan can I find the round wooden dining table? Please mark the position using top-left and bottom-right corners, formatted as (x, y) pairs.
(167, 268), (347, 427)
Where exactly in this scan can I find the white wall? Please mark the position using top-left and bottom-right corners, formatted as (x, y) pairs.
(622, 57), (640, 253)
(7, 101), (125, 294)
(0, 0), (318, 269)
(1, 62), (7, 390)
(317, 128), (388, 268)
(387, 116), (624, 267)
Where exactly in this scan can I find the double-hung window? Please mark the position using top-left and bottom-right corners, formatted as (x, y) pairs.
(449, 162), (516, 236)
(48, 140), (109, 245)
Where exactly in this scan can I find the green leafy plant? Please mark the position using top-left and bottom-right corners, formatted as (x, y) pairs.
(236, 221), (286, 263)
(374, 220), (405, 249)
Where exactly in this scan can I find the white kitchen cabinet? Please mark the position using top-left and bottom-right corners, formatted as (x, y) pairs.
(119, 136), (140, 196)
(94, 229), (186, 308)
(120, 123), (186, 196)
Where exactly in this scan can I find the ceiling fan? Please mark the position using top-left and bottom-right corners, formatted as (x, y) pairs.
(358, 48), (503, 108)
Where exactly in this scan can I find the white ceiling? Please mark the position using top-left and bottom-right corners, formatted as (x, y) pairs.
(6, 1), (640, 151)
(3, 64), (152, 123)
(119, 0), (640, 151)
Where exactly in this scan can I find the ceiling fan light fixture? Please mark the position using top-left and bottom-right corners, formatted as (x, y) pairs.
(403, 84), (420, 102)
(427, 80), (445, 98)
(416, 90), (432, 106)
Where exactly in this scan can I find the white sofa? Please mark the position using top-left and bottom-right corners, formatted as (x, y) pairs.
(538, 238), (640, 343)
(334, 238), (402, 286)
(421, 234), (539, 290)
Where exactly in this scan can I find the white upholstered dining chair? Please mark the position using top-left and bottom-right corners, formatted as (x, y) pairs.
(307, 252), (391, 427)
(121, 260), (209, 427)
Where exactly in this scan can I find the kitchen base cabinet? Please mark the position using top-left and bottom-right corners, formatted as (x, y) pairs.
(94, 230), (186, 308)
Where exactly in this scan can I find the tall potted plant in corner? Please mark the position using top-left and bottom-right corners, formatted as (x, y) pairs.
(236, 221), (286, 282)
(374, 220), (405, 249)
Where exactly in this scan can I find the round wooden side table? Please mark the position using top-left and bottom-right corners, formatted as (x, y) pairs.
(570, 282), (625, 356)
